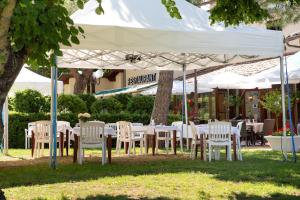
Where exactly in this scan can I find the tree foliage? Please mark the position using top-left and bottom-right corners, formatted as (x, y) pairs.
(209, 0), (300, 27)
(14, 89), (47, 113)
(58, 94), (87, 114)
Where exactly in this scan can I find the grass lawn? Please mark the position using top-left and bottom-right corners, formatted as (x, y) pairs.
(0, 149), (299, 200)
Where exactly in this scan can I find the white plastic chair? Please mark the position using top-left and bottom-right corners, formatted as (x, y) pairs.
(25, 122), (35, 149)
(190, 121), (201, 160)
(33, 121), (52, 158)
(155, 127), (173, 154)
(207, 122), (232, 162)
(118, 121), (144, 155)
(236, 121), (243, 161)
(79, 121), (106, 165)
(171, 121), (183, 152)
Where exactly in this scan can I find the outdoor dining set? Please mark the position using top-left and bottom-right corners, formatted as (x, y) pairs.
(24, 119), (267, 165)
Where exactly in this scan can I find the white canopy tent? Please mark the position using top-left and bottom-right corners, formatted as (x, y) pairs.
(9, 66), (64, 96)
(1, 66), (64, 155)
(252, 51), (300, 84)
(191, 71), (272, 89)
(141, 80), (213, 95)
(49, 0), (284, 166)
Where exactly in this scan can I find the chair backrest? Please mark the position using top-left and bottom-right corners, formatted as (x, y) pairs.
(34, 121), (51, 141)
(106, 123), (117, 134)
(239, 120), (247, 137)
(80, 121), (105, 144)
(118, 121), (131, 140)
(131, 123), (143, 127)
(237, 121), (243, 136)
(263, 119), (275, 135)
(208, 122), (231, 142)
(189, 121), (197, 140)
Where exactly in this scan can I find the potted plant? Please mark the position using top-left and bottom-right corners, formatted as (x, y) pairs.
(260, 90), (283, 131)
(265, 127), (300, 152)
(78, 113), (91, 124)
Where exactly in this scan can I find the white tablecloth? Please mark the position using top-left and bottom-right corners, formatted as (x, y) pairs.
(28, 122), (72, 137)
(131, 125), (179, 135)
(196, 124), (240, 137)
(246, 122), (264, 133)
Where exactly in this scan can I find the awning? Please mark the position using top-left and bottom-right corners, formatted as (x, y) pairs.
(57, 0), (284, 71)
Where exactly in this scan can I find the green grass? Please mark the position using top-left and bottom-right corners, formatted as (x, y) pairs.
(0, 149), (300, 200)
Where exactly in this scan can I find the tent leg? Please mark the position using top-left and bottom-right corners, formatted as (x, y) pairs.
(3, 96), (8, 155)
(50, 57), (58, 169)
(183, 64), (189, 150)
(280, 56), (287, 160)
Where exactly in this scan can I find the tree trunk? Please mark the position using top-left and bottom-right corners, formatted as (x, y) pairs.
(70, 69), (93, 94)
(91, 78), (96, 94)
(151, 71), (174, 125)
(0, 48), (27, 145)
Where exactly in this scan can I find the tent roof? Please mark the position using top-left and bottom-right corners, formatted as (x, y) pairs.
(191, 71), (271, 89)
(141, 80), (212, 95)
(252, 51), (300, 84)
(9, 66), (64, 96)
(58, 0), (283, 71)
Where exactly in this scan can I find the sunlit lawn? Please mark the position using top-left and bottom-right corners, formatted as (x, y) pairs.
(0, 148), (299, 200)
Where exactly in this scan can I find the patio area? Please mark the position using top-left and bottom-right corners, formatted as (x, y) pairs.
(1, 148), (299, 200)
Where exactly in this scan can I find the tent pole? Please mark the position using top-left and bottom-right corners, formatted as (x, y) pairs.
(183, 64), (189, 150)
(50, 56), (58, 169)
(227, 89), (230, 120)
(3, 96), (8, 155)
(280, 56), (287, 160)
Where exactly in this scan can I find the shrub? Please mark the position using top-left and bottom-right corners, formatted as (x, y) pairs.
(77, 94), (96, 112)
(9, 112), (50, 148)
(127, 95), (154, 114)
(14, 89), (47, 113)
(58, 94), (87, 114)
(91, 98), (122, 114)
(42, 95), (51, 113)
(113, 94), (132, 109)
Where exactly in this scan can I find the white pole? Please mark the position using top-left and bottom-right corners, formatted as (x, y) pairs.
(280, 56), (287, 160)
(183, 64), (189, 150)
(3, 96), (8, 155)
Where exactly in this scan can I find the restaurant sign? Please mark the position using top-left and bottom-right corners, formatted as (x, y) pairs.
(128, 73), (157, 85)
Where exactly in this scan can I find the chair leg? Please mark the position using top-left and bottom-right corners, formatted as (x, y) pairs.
(261, 135), (264, 146)
(128, 141), (132, 156)
(155, 137), (159, 154)
(180, 137), (183, 152)
(133, 141), (136, 155)
(227, 145), (232, 161)
(140, 139), (143, 155)
(238, 138), (243, 161)
(208, 144), (212, 162)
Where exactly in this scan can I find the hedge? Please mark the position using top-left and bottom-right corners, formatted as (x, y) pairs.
(8, 112), (181, 148)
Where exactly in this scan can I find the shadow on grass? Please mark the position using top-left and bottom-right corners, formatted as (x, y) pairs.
(31, 194), (178, 200)
(0, 150), (299, 190)
(229, 192), (300, 200)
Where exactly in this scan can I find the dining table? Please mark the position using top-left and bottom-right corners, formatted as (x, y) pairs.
(131, 125), (179, 155)
(29, 121), (72, 157)
(246, 122), (264, 145)
(71, 126), (115, 164)
(195, 124), (240, 161)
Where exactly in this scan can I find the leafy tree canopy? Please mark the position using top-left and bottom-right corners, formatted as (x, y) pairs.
(209, 0), (300, 27)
